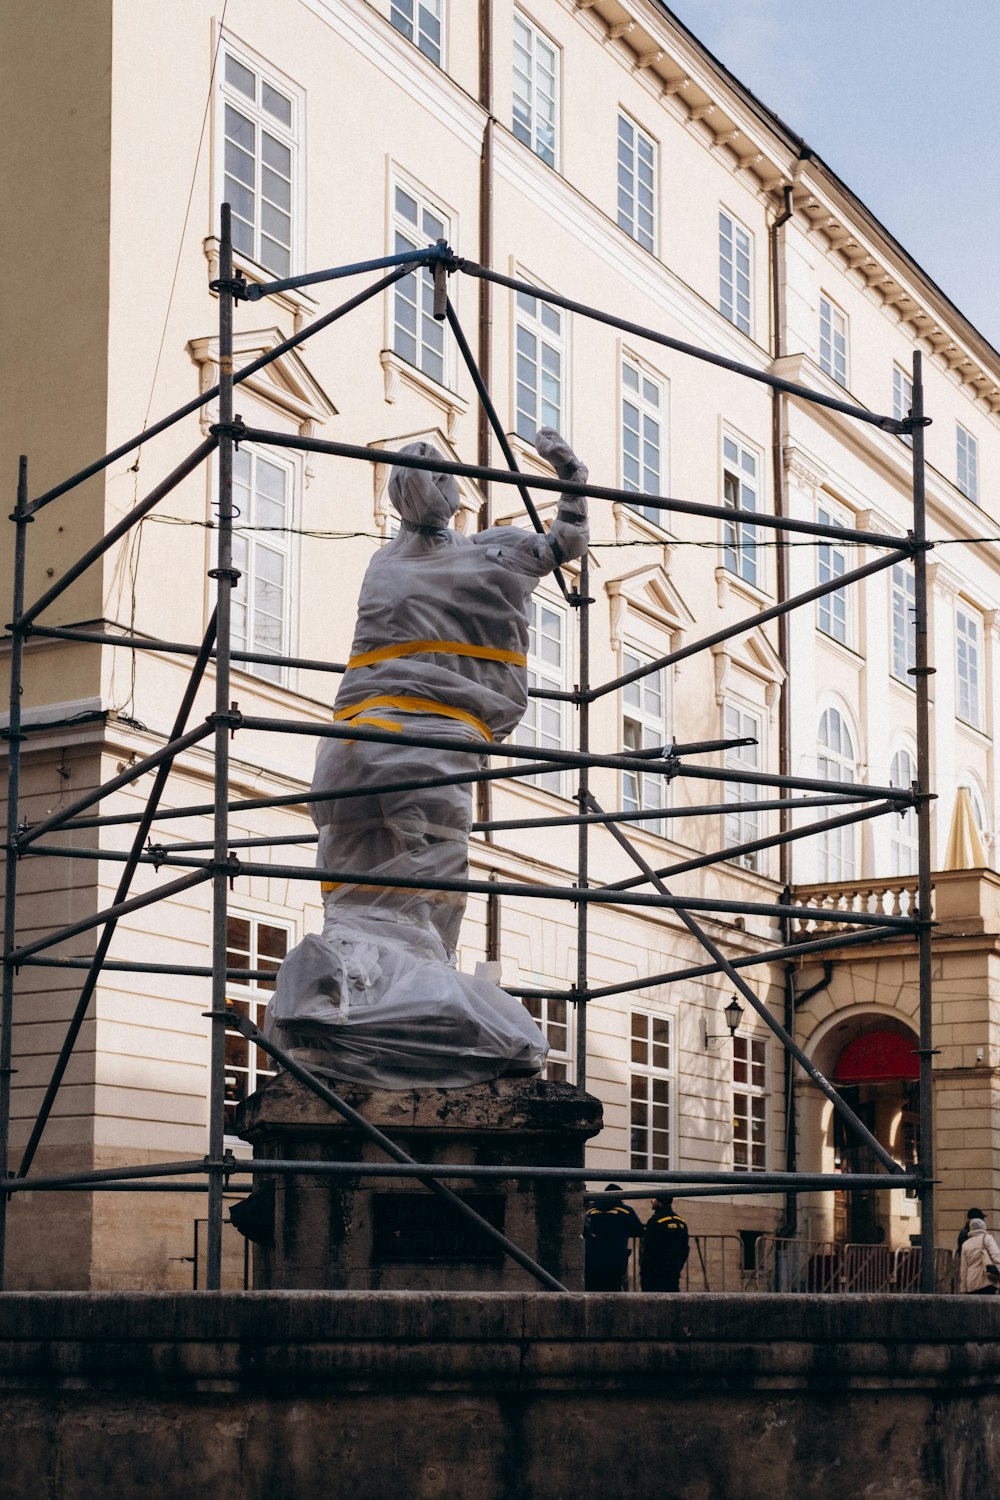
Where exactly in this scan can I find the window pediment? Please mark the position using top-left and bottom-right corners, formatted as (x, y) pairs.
(606, 565), (695, 654)
(712, 626), (785, 709)
(371, 428), (484, 535)
(187, 329), (337, 436)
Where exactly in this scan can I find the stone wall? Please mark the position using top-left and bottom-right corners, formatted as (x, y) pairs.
(1, 1292), (998, 1499)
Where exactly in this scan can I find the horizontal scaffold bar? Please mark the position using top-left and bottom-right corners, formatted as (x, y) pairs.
(11, 841), (919, 928)
(235, 714), (909, 801)
(1, 1158), (920, 1193)
(237, 427), (912, 550)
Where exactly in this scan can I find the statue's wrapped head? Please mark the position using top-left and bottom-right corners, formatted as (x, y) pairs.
(389, 442), (460, 529)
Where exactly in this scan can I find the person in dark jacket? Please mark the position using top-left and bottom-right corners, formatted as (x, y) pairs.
(640, 1196), (690, 1292)
(584, 1185), (643, 1290)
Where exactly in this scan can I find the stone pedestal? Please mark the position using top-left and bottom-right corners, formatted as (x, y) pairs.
(233, 1071), (603, 1291)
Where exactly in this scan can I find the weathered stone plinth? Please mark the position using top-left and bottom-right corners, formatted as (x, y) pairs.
(234, 1071), (602, 1290)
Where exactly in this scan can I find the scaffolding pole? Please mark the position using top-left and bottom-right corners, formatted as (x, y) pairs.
(0, 457), (29, 1284)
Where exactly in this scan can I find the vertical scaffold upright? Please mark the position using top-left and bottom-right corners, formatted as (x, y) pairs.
(0, 207), (936, 1291)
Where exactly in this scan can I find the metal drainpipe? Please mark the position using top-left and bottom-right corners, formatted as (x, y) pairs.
(770, 183), (796, 1234)
(477, 0), (500, 959)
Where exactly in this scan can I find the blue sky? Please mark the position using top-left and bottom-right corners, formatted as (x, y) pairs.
(666, 1), (1000, 350)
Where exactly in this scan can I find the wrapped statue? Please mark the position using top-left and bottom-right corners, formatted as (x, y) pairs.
(265, 429), (589, 1088)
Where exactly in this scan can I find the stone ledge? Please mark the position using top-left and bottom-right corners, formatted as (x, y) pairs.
(0, 1293), (999, 1395)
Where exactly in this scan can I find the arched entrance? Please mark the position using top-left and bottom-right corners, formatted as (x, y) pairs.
(829, 1023), (919, 1245)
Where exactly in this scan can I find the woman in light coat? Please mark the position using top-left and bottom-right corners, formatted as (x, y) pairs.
(959, 1217), (1000, 1294)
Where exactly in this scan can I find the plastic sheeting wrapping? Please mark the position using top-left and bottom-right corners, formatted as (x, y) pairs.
(266, 429), (589, 1088)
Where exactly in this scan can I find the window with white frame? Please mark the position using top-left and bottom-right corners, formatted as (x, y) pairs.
(621, 359), (665, 524)
(512, 12), (558, 167)
(722, 433), (760, 587)
(955, 605), (983, 728)
(957, 424), (979, 504)
(617, 114), (655, 251)
(733, 1035), (767, 1172)
(224, 913), (290, 1132)
(817, 504), (850, 644)
(523, 992), (572, 1081)
(889, 746), (918, 876)
(392, 183), (449, 386)
(621, 647), (668, 829)
(819, 295), (848, 387)
(890, 563), (916, 685)
(893, 365), (913, 446)
(232, 447), (295, 682)
(515, 288), (564, 441)
(630, 1010), (672, 1170)
(516, 595), (569, 794)
(817, 707), (857, 880)
(390, 0), (443, 66)
(220, 47), (297, 278)
(724, 701), (762, 871)
(719, 210), (752, 335)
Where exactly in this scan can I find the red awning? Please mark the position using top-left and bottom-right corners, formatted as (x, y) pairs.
(833, 1031), (919, 1084)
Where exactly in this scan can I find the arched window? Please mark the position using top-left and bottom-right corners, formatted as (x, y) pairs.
(889, 748), (918, 876)
(817, 707), (857, 881)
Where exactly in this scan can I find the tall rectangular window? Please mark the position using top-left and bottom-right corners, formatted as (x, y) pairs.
(224, 914), (290, 1132)
(512, 13), (558, 167)
(515, 289), (564, 440)
(516, 596), (568, 794)
(733, 1035), (767, 1172)
(232, 448), (294, 682)
(819, 295), (848, 387)
(956, 606), (982, 728)
(622, 648), (668, 829)
(390, 0), (443, 65)
(617, 114), (655, 251)
(722, 434), (759, 587)
(523, 993), (571, 1081)
(630, 1011), (672, 1170)
(817, 505), (849, 644)
(893, 365), (913, 446)
(957, 424), (979, 504)
(719, 210), (752, 335)
(621, 359), (665, 524)
(724, 702), (762, 871)
(392, 184), (448, 386)
(220, 48), (297, 277)
(891, 563), (916, 684)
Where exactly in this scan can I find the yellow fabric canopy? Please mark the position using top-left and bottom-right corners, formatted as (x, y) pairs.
(942, 785), (987, 870)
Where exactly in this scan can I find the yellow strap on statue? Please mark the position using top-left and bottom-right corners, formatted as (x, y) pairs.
(321, 696), (492, 890)
(347, 639), (526, 670)
(333, 694), (493, 743)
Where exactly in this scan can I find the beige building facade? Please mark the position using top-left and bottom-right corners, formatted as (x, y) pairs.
(1, 0), (999, 1288)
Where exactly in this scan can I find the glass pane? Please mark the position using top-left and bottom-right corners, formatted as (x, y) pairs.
(262, 83), (292, 127)
(262, 132), (291, 177)
(225, 55), (256, 99)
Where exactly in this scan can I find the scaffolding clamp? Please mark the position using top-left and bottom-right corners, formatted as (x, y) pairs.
(208, 273), (250, 302)
(893, 414), (933, 435)
(209, 416), (247, 447)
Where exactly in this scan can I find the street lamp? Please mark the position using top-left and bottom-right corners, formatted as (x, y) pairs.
(705, 995), (745, 1049)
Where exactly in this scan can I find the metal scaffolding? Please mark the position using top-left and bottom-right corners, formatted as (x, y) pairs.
(0, 208), (935, 1291)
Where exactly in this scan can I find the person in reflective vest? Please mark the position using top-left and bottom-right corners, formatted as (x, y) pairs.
(584, 1186), (643, 1290)
(640, 1196), (690, 1292)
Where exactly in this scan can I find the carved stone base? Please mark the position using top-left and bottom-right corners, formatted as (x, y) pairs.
(234, 1071), (603, 1291)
